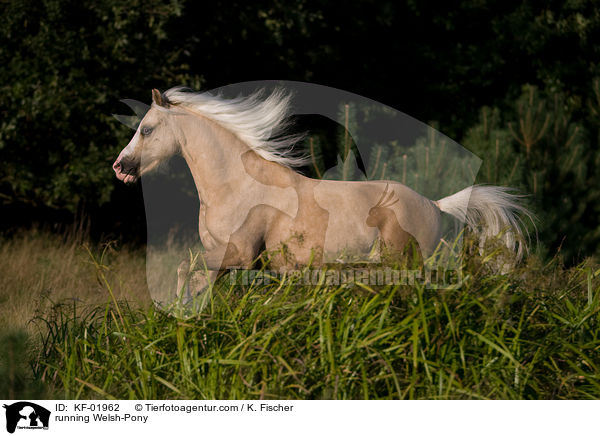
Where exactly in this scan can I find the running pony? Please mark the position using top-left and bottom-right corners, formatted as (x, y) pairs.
(113, 88), (531, 296)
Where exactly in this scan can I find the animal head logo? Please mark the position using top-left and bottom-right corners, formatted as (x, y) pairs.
(2, 402), (50, 434)
(366, 183), (399, 228)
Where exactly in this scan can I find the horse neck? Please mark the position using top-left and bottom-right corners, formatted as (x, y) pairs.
(174, 109), (299, 206)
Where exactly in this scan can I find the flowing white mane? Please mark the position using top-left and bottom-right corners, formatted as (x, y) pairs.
(163, 87), (309, 168)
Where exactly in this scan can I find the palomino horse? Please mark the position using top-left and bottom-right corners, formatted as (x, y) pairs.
(113, 87), (531, 298)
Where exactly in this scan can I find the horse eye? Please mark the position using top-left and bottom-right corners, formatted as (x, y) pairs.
(141, 126), (153, 136)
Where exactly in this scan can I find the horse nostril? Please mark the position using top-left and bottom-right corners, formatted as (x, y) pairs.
(113, 161), (121, 170)
(119, 157), (139, 176)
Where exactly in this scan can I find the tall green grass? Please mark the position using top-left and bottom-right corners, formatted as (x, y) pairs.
(28, 241), (600, 400)
(0, 230), (150, 399)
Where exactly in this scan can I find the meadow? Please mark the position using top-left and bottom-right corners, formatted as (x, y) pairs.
(1, 230), (599, 399)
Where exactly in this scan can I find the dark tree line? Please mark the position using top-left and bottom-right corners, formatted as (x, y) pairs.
(1, 0), (599, 261)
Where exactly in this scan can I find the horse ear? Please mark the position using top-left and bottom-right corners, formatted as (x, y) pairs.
(152, 89), (163, 106)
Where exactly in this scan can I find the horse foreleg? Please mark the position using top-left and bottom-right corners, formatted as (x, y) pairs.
(176, 261), (218, 303)
(176, 241), (256, 302)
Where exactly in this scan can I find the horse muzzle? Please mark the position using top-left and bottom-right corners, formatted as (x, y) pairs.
(113, 157), (139, 184)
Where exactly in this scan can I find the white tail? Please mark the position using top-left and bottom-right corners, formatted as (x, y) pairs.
(436, 185), (534, 259)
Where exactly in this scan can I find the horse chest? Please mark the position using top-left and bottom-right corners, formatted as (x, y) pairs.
(200, 206), (238, 247)
(198, 204), (219, 250)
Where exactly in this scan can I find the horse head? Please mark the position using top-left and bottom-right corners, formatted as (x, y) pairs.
(113, 89), (179, 183)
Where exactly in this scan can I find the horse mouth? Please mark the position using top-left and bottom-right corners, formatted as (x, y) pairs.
(113, 160), (139, 184)
(121, 173), (139, 184)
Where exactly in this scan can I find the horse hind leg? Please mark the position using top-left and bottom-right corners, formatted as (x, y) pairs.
(378, 215), (426, 264)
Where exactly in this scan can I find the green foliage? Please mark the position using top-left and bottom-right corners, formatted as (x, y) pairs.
(32, 246), (600, 399)
(0, 0), (194, 211)
(0, 330), (46, 399)
(462, 84), (600, 260)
